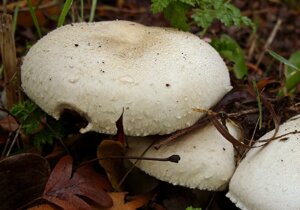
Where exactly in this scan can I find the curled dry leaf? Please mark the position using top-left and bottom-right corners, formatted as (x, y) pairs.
(97, 140), (126, 191)
(97, 112), (126, 191)
(42, 155), (113, 210)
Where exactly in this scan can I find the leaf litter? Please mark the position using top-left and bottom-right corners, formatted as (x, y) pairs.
(42, 155), (113, 210)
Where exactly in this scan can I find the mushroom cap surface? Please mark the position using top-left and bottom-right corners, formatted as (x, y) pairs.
(227, 114), (300, 210)
(21, 20), (232, 136)
(126, 122), (240, 190)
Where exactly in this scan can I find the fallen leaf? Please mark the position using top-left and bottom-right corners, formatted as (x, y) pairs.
(28, 203), (57, 210)
(42, 155), (113, 210)
(0, 153), (50, 210)
(97, 192), (152, 210)
(97, 140), (126, 191)
(0, 115), (18, 131)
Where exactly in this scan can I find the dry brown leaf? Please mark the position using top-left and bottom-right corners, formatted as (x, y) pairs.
(28, 203), (57, 210)
(96, 192), (152, 210)
(97, 140), (126, 191)
(0, 115), (18, 131)
(42, 155), (113, 210)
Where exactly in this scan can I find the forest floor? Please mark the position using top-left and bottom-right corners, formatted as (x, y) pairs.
(0, 0), (300, 210)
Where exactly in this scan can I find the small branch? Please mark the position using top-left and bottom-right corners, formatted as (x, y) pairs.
(76, 154), (180, 171)
(5, 125), (21, 156)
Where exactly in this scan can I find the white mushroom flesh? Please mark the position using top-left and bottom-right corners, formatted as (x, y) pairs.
(21, 20), (232, 136)
(126, 122), (240, 190)
(227, 114), (300, 210)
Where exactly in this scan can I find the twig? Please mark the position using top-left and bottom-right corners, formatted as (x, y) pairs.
(0, 14), (21, 109)
(247, 33), (257, 61)
(2, 0), (7, 13)
(117, 140), (156, 189)
(5, 125), (21, 156)
(154, 108), (259, 149)
(256, 18), (282, 66)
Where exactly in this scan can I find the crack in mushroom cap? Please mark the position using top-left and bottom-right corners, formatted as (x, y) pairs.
(126, 122), (240, 190)
(227, 114), (300, 210)
(21, 20), (232, 136)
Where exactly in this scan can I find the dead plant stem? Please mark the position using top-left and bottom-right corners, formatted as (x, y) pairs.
(256, 18), (282, 66)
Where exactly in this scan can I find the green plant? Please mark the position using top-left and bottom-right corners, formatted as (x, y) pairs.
(211, 34), (248, 79)
(268, 50), (300, 96)
(151, 0), (255, 35)
(12, 0), (21, 35)
(89, 0), (98, 22)
(11, 101), (64, 149)
(27, 0), (42, 37)
(186, 206), (202, 210)
(57, 0), (73, 27)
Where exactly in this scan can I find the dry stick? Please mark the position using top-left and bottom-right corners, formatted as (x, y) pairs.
(0, 14), (22, 110)
(1, 132), (13, 157)
(247, 32), (257, 61)
(154, 108), (259, 149)
(76, 153), (180, 170)
(2, 0), (7, 13)
(256, 18), (282, 66)
(5, 125), (21, 156)
(117, 140), (156, 190)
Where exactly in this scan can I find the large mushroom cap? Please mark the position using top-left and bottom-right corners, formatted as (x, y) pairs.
(126, 122), (240, 190)
(227, 114), (300, 210)
(21, 20), (232, 136)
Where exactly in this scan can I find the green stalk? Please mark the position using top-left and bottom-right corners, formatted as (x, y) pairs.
(89, 0), (97, 22)
(13, 0), (21, 35)
(27, 0), (42, 38)
(57, 0), (73, 27)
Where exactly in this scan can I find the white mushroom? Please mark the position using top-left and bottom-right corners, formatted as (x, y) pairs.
(227, 114), (300, 210)
(21, 20), (232, 136)
(126, 121), (240, 190)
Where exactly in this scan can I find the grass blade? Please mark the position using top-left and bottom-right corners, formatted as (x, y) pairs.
(57, 0), (73, 27)
(89, 0), (97, 22)
(268, 50), (300, 71)
(12, 0), (20, 35)
(27, 0), (42, 38)
(80, 0), (84, 21)
(252, 81), (263, 129)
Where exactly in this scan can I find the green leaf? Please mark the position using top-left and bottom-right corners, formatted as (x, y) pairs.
(191, 0), (255, 34)
(150, 0), (255, 34)
(178, 0), (197, 6)
(164, 2), (190, 31)
(211, 35), (248, 79)
(151, 0), (171, 13)
(11, 101), (45, 134)
(285, 50), (300, 92)
(192, 8), (214, 32)
(57, 0), (73, 27)
(11, 101), (65, 149)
